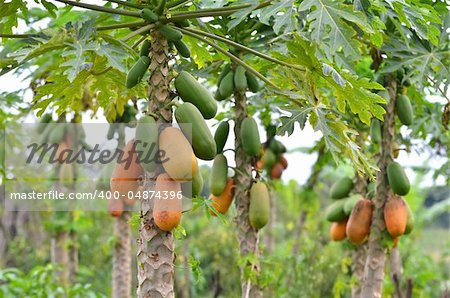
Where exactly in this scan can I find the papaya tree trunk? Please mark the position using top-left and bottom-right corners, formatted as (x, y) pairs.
(361, 75), (397, 297)
(351, 170), (368, 298)
(113, 211), (132, 298)
(51, 229), (70, 286)
(233, 90), (262, 298)
(389, 246), (403, 298)
(137, 31), (175, 298)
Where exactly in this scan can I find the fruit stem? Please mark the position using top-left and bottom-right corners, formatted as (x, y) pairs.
(222, 148), (235, 153)
(166, 0), (189, 9)
(0, 33), (39, 38)
(105, 0), (144, 9)
(54, 0), (141, 17)
(96, 21), (147, 31)
(179, 27), (306, 72)
(174, 27), (276, 88)
(122, 24), (155, 41)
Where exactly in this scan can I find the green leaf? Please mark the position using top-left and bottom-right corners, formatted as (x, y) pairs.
(259, 0), (296, 34)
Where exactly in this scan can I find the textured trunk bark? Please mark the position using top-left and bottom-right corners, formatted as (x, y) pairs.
(136, 31), (175, 298)
(389, 247), (403, 298)
(351, 148), (368, 298)
(113, 211), (132, 298)
(266, 189), (276, 255)
(361, 76), (397, 297)
(51, 230), (70, 286)
(233, 90), (262, 298)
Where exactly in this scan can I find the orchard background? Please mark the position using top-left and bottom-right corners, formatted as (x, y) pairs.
(0, 0), (448, 297)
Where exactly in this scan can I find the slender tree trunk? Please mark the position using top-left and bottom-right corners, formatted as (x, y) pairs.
(351, 171), (368, 298)
(361, 76), (397, 297)
(51, 229), (70, 286)
(233, 90), (262, 298)
(113, 212), (132, 298)
(389, 246), (403, 298)
(136, 31), (175, 298)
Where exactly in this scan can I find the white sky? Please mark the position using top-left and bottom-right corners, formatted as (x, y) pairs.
(0, 1), (448, 188)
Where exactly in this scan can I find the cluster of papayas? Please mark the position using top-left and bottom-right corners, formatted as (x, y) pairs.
(256, 138), (288, 180)
(383, 195), (414, 243)
(215, 64), (261, 100)
(126, 3), (192, 89)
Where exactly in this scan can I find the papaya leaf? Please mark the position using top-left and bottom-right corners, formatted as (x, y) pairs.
(259, 0), (296, 34)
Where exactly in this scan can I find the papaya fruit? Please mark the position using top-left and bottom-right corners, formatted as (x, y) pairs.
(387, 161), (410, 196)
(210, 154), (228, 196)
(280, 155), (288, 169)
(174, 71), (217, 119)
(261, 149), (276, 171)
(192, 170), (204, 197)
(218, 71), (234, 99)
(126, 56), (150, 89)
(270, 162), (283, 179)
(59, 163), (74, 188)
(110, 140), (144, 196)
(330, 177), (354, 200)
(159, 127), (196, 181)
(175, 103), (217, 160)
(49, 124), (66, 144)
(173, 40), (190, 58)
(325, 200), (347, 222)
(155, 0), (166, 15)
(384, 196), (407, 238)
(139, 39), (151, 57)
(270, 139), (286, 155)
(210, 178), (234, 215)
(40, 122), (56, 143)
(135, 115), (158, 172)
(217, 64), (231, 86)
(140, 8), (158, 23)
(330, 219), (347, 241)
(175, 19), (190, 27)
(249, 181), (270, 229)
(370, 119), (382, 143)
(37, 114), (53, 133)
(396, 95), (413, 126)
(404, 201), (414, 235)
(344, 194), (363, 216)
(153, 173), (182, 231)
(346, 199), (373, 244)
(214, 90), (226, 101)
(246, 72), (260, 92)
(256, 160), (263, 170)
(234, 65), (247, 92)
(96, 162), (115, 191)
(55, 141), (71, 163)
(214, 121), (229, 153)
(108, 199), (124, 218)
(159, 25), (182, 41)
(240, 117), (261, 156)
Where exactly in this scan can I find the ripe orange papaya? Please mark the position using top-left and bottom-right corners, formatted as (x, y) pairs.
(210, 178), (234, 215)
(279, 155), (288, 169)
(330, 218), (347, 241)
(346, 199), (373, 244)
(384, 196), (407, 238)
(159, 127), (196, 181)
(270, 162), (283, 179)
(108, 199), (124, 218)
(110, 140), (144, 197)
(153, 173), (182, 231)
(55, 141), (71, 163)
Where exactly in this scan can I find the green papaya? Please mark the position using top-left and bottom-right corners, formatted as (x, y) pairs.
(139, 40), (151, 57)
(387, 161), (410, 196)
(217, 64), (231, 86)
(155, 0), (166, 15)
(37, 114), (53, 133)
(404, 202), (414, 235)
(210, 154), (228, 196)
(370, 119), (382, 143)
(126, 56), (150, 89)
(344, 194), (363, 216)
(174, 71), (217, 119)
(135, 115), (158, 172)
(214, 90), (226, 101)
(159, 25), (182, 41)
(173, 40), (190, 58)
(48, 124), (66, 144)
(262, 149), (276, 170)
(175, 19), (190, 28)
(246, 72), (261, 92)
(325, 200), (347, 222)
(249, 181), (270, 229)
(96, 162), (115, 190)
(192, 170), (204, 197)
(214, 121), (229, 153)
(140, 8), (158, 23)
(330, 177), (354, 199)
(218, 71), (234, 99)
(396, 95), (413, 126)
(269, 139), (286, 156)
(40, 123), (56, 143)
(106, 125), (115, 140)
(175, 103), (216, 160)
(234, 65), (247, 92)
(240, 117), (260, 156)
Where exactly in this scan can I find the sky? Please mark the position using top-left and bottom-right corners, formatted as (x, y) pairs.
(0, 0), (447, 188)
